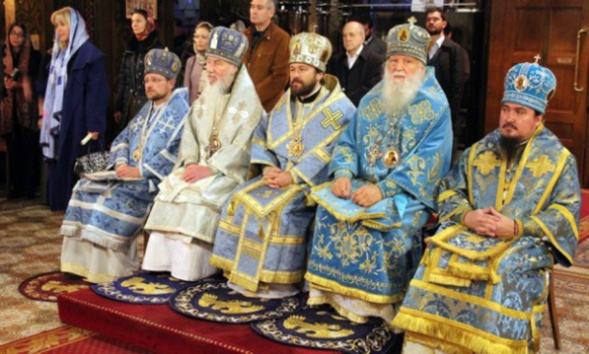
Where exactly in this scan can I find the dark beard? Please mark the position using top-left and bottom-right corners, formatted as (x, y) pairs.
(427, 28), (442, 35)
(292, 80), (317, 98)
(499, 135), (520, 160)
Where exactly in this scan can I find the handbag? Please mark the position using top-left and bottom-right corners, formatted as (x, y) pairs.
(73, 140), (110, 177)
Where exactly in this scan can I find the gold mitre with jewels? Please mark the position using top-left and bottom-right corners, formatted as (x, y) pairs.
(289, 32), (333, 72)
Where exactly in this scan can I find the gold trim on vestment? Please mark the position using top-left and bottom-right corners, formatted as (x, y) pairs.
(409, 279), (530, 319)
(533, 149), (569, 215)
(550, 204), (579, 240)
(309, 182), (387, 222)
(394, 310), (529, 354)
(500, 124), (544, 210)
(531, 215), (574, 264)
(305, 272), (403, 304)
(439, 205), (469, 224)
(428, 225), (517, 261)
(234, 180), (301, 218)
(438, 190), (457, 202)
(267, 88), (338, 150)
(209, 255), (304, 285)
(467, 143), (478, 205)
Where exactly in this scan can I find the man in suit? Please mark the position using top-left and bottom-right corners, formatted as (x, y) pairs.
(328, 21), (384, 106)
(243, 0), (290, 112)
(357, 15), (387, 57)
(425, 7), (465, 146)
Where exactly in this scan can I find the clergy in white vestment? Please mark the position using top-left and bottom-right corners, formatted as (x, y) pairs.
(142, 27), (264, 281)
(60, 49), (189, 283)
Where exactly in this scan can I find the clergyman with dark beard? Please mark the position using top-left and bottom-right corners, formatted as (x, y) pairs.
(393, 58), (581, 354)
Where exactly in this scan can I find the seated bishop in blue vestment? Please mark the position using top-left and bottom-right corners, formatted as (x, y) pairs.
(392, 61), (581, 354)
(210, 32), (356, 298)
(60, 49), (189, 283)
(305, 20), (453, 323)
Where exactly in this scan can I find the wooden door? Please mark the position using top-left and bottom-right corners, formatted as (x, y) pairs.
(487, 0), (589, 185)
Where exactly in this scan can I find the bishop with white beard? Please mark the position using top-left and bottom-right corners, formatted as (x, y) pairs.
(305, 19), (454, 324)
(142, 27), (264, 281)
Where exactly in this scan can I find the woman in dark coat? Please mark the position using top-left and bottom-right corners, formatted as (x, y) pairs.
(40, 7), (108, 211)
(0, 21), (42, 199)
(113, 9), (162, 132)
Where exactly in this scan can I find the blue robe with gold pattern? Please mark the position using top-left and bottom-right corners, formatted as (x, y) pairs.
(61, 88), (189, 251)
(392, 125), (580, 354)
(306, 67), (453, 305)
(210, 77), (356, 292)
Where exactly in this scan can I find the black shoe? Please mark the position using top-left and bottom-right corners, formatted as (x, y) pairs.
(63, 272), (84, 281)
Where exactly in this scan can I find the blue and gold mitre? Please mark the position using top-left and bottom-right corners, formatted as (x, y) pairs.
(386, 17), (430, 64)
(501, 59), (556, 114)
(144, 48), (181, 80)
(289, 32), (332, 72)
(207, 26), (248, 67)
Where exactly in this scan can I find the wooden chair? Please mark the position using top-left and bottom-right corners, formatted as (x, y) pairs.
(547, 271), (561, 349)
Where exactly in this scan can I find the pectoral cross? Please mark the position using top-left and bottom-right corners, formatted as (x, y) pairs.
(321, 108), (344, 130)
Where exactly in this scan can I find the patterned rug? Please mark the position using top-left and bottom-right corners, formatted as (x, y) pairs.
(92, 272), (194, 305)
(0, 326), (152, 354)
(251, 305), (397, 354)
(169, 280), (305, 323)
(19, 271), (90, 302)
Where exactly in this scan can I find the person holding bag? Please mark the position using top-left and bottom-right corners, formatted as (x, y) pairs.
(39, 7), (108, 211)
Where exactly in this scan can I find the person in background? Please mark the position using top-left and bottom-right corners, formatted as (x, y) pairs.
(114, 9), (163, 133)
(40, 7), (109, 211)
(0, 21), (42, 199)
(243, 0), (290, 112)
(183, 21), (212, 104)
(356, 14), (387, 57)
(425, 7), (465, 149)
(328, 21), (384, 106)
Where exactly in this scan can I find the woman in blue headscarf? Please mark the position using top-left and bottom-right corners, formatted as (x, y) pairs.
(40, 7), (108, 211)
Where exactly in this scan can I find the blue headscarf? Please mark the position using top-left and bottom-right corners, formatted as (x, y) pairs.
(40, 7), (90, 160)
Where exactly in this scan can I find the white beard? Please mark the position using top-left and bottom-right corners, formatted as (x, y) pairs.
(199, 68), (237, 110)
(381, 68), (424, 116)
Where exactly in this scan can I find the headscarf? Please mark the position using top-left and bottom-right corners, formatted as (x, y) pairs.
(1, 22), (34, 134)
(133, 9), (156, 42)
(40, 7), (90, 160)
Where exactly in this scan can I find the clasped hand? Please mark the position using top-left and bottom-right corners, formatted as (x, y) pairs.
(263, 166), (293, 188)
(331, 177), (382, 207)
(116, 163), (141, 178)
(463, 207), (515, 239)
(182, 164), (212, 183)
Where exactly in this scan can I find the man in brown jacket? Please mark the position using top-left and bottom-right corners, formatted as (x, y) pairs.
(243, 0), (290, 112)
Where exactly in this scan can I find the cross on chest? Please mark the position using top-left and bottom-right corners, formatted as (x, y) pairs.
(321, 108), (344, 130)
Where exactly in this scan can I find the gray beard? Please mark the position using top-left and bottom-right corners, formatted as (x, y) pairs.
(381, 69), (424, 116)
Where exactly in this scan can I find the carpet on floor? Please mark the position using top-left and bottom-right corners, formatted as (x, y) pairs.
(18, 271), (90, 302)
(0, 326), (152, 354)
